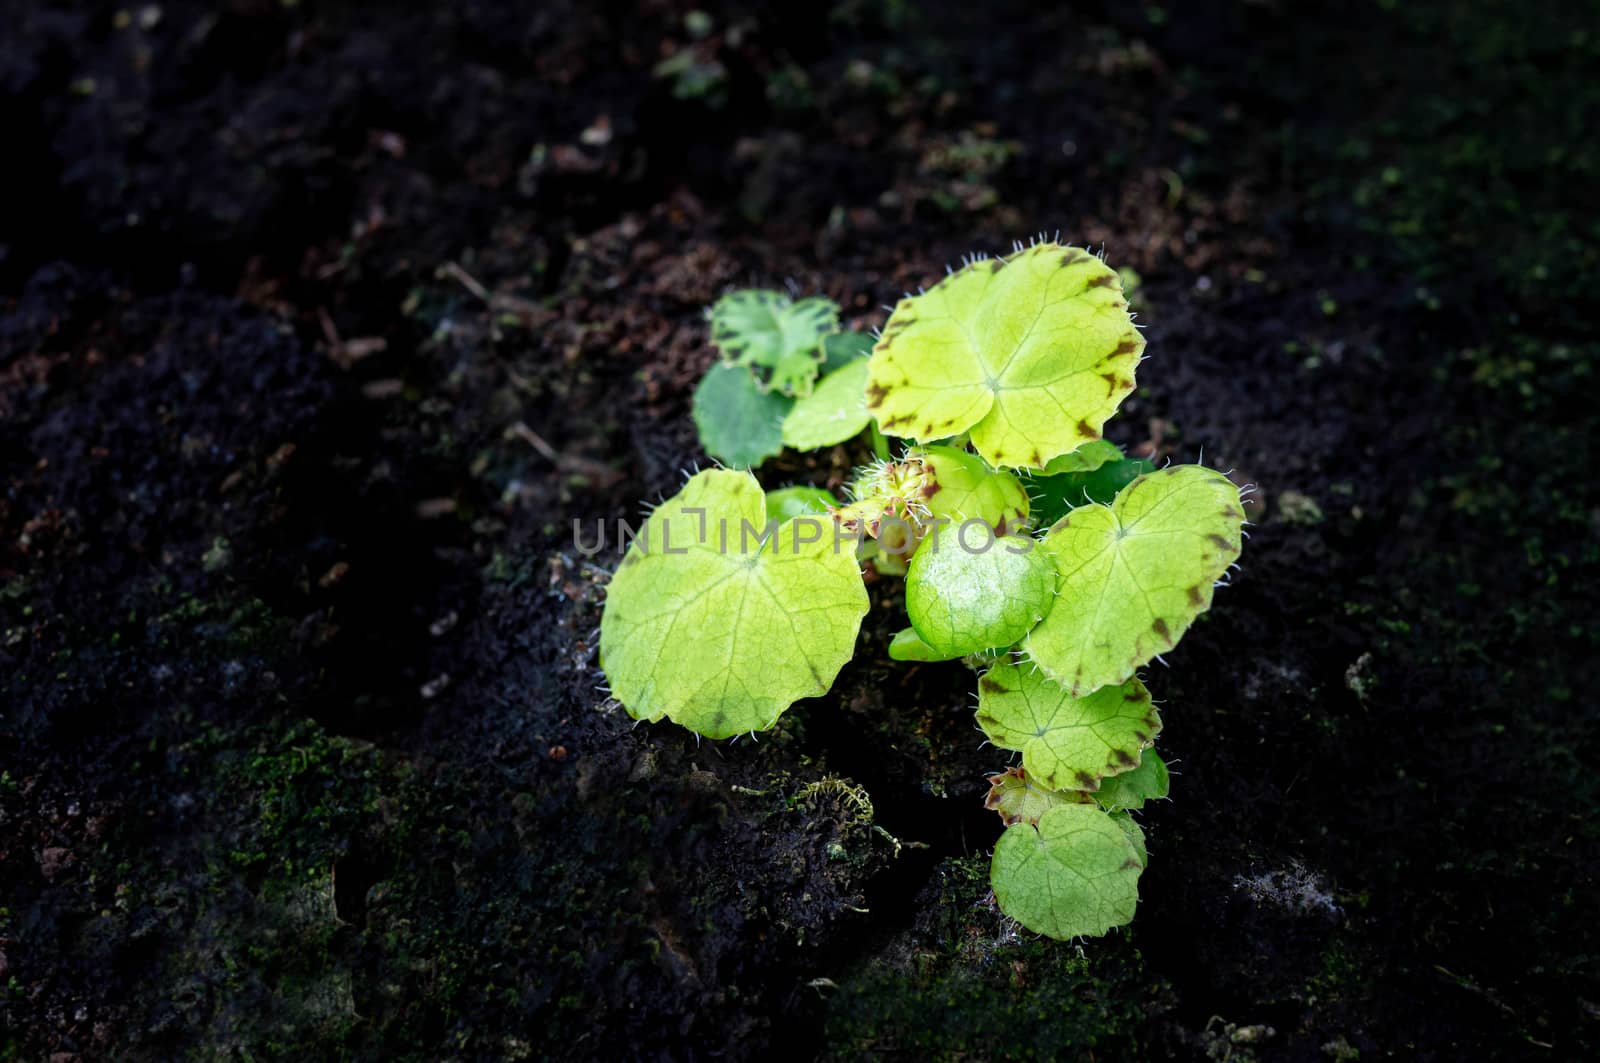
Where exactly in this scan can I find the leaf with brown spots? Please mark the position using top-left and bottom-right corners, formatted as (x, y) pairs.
(1109, 809), (1149, 867)
(976, 661), (1161, 792)
(914, 445), (1031, 533)
(1093, 750), (1170, 812)
(708, 289), (840, 396)
(984, 766), (1093, 826)
(1023, 464), (1245, 695)
(865, 242), (1143, 469)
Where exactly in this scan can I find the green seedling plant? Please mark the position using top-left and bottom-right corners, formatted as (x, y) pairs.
(601, 238), (1248, 941)
(691, 289), (880, 468)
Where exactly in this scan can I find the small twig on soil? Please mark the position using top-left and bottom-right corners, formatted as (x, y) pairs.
(507, 421), (562, 464)
(440, 261), (546, 320)
(317, 307), (388, 369)
(1433, 965), (1519, 1017)
(506, 421), (625, 488)
(440, 261), (493, 303)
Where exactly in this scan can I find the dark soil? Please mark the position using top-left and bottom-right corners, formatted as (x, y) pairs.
(3, 1), (1596, 1060)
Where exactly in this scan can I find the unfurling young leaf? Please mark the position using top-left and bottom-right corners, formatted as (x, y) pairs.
(709, 289), (840, 396)
(887, 626), (956, 662)
(915, 445), (1030, 535)
(904, 534), (1053, 658)
(984, 766), (1093, 826)
(599, 469), (867, 738)
(991, 803), (1144, 940)
(782, 358), (873, 450)
(691, 363), (789, 468)
(1092, 750), (1170, 812)
(975, 662), (1161, 792)
(770, 346), (830, 397)
(865, 242), (1143, 469)
(831, 456), (936, 543)
(1024, 464), (1245, 695)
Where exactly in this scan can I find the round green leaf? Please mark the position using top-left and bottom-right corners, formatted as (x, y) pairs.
(916, 445), (1030, 535)
(782, 358), (873, 450)
(976, 662), (1161, 792)
(599, 469), (867, 738)
(865, 242), (1143, 469)
(1024, 464), (1245, 695)
(692, 364), (790, 468)
(904, 533), (1053, 657)
(984, 766), (1093, 826)
(765, 485), (838, 523)
(991, 803), (1144, 940)
(1093, 750), (1170, 812)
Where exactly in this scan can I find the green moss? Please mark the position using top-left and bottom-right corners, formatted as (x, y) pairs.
(823, 857), (1158, 1059)
(1313, 5), (1600, 312)
(230, 719), (384, 887)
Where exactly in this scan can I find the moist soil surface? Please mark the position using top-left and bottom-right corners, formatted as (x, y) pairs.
(3, 2), (1597, 1060)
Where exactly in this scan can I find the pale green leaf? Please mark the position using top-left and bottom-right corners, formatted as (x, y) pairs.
(984, 766), (1092, 826)
(991, 803), (1144, 939)
(765, 485), (838, 523)
(1024, 464), (1245, 695)
(709, 289), (839, 395)
(916, 445), (1030, 535)
(904, 534), (1053, 658)
(599, 469), (867, 738)
(691, 364), (789, 468)
(1093, 750), (1169, 812)
(865, 242), (1143, 469)
(887, 626), (956, 662)
(1039, 439), (1124, 476)
(976, 662), (1161, 792)
(782, 359), (873, 450)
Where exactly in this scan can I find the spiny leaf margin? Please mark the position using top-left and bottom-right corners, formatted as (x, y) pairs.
(599, 469), (867, 738)
(991, 802), (1144, 940)
(976, 662), (1161, 792)
(1023, 464), (1245, 695)
(865, 241), (1143, 470)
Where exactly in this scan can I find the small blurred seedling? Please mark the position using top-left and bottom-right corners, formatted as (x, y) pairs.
(691, 289), (878, 467)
